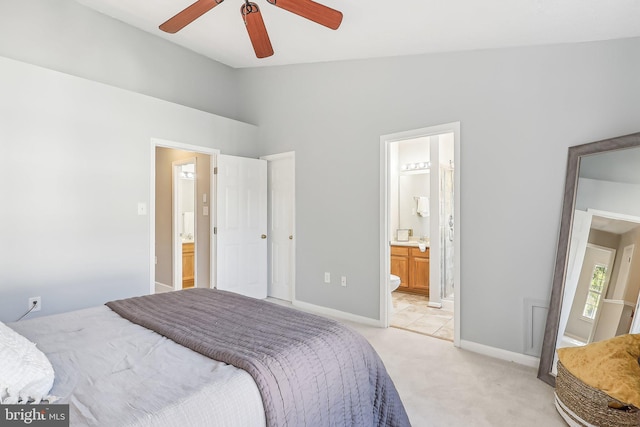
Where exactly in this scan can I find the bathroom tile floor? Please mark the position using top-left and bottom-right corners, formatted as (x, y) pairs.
(391, 291), (454, 341)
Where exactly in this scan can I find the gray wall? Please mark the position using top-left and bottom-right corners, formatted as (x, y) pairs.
(0, 55), (258, 322)
(0, 0), (244, 122)
(576, 178), (640, 216)
(237, 38), (640, 354)
(0, 0), (258, 322)
(2, 0), (640, 357)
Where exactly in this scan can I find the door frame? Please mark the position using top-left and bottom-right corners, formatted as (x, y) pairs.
(260, 151), (296, 302)
(379, 122), (461, 346)
(149, 138), (219, 295)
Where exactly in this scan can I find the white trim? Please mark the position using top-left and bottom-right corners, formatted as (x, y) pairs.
(149, 138), (220, 296)
(563, 332), (588, 342)
(210, 154), (217, 290)
(379, 122), (461, 348)
(460, 339), (541, 368)
(292, 299), (383, 327)
(441, 299), (454, 311)
(379, 138), (390, 326)
(428, 302), (442, 308)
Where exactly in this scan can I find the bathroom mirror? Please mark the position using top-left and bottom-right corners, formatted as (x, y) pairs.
(538, 132), (640, 386)
(398, 172), (430, 239)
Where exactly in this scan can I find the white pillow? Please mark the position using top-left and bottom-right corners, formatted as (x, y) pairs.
(0, 321), (55, 404)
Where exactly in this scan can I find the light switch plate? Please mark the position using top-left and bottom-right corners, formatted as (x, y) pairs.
(203, 206), (209, 216)
(137, 202), (147, 216)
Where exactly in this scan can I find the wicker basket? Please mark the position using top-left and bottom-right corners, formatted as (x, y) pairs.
(555, 360), (640, 427)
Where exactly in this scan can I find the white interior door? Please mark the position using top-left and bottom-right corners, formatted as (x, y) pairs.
(612, 244), (634, 300)
(265, 153), (295, 301)
(216, 155), (267, 299)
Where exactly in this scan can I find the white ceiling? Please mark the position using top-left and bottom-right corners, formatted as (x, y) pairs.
(76, 0), (640, 69)
(591, 216), (640, 236)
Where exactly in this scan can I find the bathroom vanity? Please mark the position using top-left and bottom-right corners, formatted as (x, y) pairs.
(390, 243), (429, 296)
(182, 242), (195, 288)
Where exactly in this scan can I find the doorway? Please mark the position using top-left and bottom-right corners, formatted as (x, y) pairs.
(151, 140), (217, 294)
(380, 122), (461, 346)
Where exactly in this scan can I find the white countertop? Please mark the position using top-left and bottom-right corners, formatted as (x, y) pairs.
(390, 240), (430, 248)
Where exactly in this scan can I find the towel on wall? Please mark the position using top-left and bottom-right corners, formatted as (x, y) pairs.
(417, 196), (429, 217)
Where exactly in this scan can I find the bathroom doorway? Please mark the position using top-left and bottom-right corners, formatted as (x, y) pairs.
(380, 122), (460, 345)
(152, 142), (216, 294)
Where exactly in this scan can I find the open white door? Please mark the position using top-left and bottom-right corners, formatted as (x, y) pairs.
(557, 210), (593, 340)
(553, 209), (592, 374)
(216, 155), (268, 299)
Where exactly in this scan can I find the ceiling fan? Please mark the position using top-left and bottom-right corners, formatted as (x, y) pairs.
(159, 0), (343, 59)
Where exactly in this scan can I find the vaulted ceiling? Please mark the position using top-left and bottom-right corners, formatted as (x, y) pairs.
(76, 0), (640, 68)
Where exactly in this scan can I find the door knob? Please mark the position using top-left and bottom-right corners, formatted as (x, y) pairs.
(261, 234), (267, 239)
(289, 235), (293, 240)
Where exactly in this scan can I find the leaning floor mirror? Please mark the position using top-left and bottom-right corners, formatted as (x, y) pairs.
(538, 132), (640, 386)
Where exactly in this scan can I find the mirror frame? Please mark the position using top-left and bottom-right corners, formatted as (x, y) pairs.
(537, 132), (640, 386)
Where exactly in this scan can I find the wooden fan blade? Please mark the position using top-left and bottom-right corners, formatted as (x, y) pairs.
(267, 0), (342, 30)
(159, 0), (224, 34)
(241, 3), (274, 59)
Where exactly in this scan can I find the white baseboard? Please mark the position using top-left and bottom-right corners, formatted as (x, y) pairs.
(427, 302), (442, 308)
(460, 339), (540, 368)
(292, 299), (383, 327)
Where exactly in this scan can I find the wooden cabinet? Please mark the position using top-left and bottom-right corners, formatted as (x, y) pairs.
(182, 242), (195, 288)
(391, 246), (409, 290)
(410, 247), (430, 293)
(390, 245), (429, 296)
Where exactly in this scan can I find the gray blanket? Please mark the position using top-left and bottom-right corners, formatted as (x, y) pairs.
(106, 289), (410, 427)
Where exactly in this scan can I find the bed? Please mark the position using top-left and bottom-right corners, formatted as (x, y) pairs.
(4, 288), (410, 426)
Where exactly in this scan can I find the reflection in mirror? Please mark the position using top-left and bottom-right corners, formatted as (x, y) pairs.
(399, 172), (430, 241)
(538, 132), (640, 386)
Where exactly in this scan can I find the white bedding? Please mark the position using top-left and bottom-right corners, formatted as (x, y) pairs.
(0, 320), (54, 403)
(8, 306), (266, 427)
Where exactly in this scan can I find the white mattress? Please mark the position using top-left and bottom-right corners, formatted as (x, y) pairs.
(9, 306), (266, 427)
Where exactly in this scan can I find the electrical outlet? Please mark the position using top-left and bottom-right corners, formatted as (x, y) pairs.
(341, 276), (347, 287)
(324, 272), (331, 283)
(28, 297), (41, 312)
